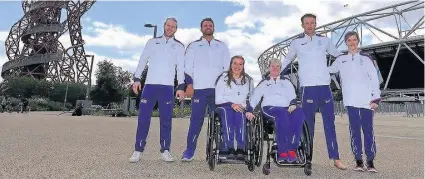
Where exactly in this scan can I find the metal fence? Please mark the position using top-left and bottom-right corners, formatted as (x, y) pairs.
(334, 101), (424, 118)
(177, 100), (424, 118)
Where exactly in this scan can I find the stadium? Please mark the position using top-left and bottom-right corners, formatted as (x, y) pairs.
(258, 1), (424, 104)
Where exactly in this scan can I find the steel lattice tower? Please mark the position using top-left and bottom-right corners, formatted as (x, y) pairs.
(1, 0), (95, 84)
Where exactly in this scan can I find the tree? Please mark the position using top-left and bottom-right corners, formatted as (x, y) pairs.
(116, 66), (134, 97)
(116, 66), (133, 90)
(1, 76), (39, 98)
(49, 82), (86, 106)
(89, 60), (123, 107)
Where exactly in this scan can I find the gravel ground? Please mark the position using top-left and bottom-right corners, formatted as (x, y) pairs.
(0, 112), (423, 179)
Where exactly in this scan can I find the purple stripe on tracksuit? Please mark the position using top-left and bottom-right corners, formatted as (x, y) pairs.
(185, 88), (215, 152)
(262, 106), (305, 153)
(300, 85), (340, 159)
(216, 105), (246, 150)
(134, 84), (174, 153)
(347, 106), (376, 161)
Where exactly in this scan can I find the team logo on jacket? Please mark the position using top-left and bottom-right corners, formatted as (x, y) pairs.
(193, 98), (200, 103)
(140, 99), (147, 103)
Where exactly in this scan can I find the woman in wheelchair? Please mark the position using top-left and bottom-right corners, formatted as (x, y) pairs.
(246, 58), (305, 163)
(215, 55), (254, 160)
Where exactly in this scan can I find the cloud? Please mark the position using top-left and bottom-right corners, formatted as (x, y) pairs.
(84, 51), (139, 85)
(83, 21), (152, 51)
(58, 33), (72, 50)
(0, 31), (8, 42)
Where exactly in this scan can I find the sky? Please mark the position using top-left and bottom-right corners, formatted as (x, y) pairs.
(0, 0), (423, 85)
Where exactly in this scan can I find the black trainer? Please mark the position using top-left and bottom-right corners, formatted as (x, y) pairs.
(218, 150), (228, 159)
(354, 160), (364, 172)
(366, 160), (378, 173)
(236, 149), (245, 160)
(227, 148), (236, 160)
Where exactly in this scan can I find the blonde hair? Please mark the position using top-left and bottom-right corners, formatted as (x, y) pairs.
(269, 58), (282, 68)
(164, 17), (178, 28)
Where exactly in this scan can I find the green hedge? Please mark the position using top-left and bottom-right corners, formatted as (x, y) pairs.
(2, 97), (73, 112)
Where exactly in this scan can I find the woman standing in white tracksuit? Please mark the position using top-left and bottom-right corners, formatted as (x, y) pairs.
(328, 31), (380, 173)
(215, 55), (254, 160)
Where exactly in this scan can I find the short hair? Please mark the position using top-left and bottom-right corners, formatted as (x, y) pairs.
(301, 13), (316, 23)
(200, 17), (214, 28)
(268, 58), (282, 68)
(164, 17), (178, 28)
(344, 31), (360, 42)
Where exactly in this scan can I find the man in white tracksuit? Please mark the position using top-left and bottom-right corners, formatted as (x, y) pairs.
(280, 13), (346, 169)
(129, 17), (186, 163)
(328, 31), (380, 173)
(181, 17), (231, 161)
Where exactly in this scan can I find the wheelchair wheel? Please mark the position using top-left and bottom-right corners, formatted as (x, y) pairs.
(246, 118), (256, 172)
(206, 113), (213, 161)
(248, 161), (255, 171)
(208, 114), (220, 171)
(301, 120), (313, 175)
(254, 113), (264, 167)
(304, 163), (312, 176)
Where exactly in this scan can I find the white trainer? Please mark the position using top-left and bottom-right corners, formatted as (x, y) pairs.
(161, 150), (175, 162)
(129, 151), (142, 163)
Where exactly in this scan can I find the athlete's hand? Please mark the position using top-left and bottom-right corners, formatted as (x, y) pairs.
(175, 90), (186, 101)
(132, 81), (141, 95)
(185, 84), (194, 98)
(370, 102), (379, 110)
(232, 104), (244, 113)
(288, 104), (296, 113)
(246, 112), (255, 121)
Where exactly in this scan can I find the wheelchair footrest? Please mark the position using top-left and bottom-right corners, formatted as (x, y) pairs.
(275, 161), (305, 166)
(218, 158), (247, 164)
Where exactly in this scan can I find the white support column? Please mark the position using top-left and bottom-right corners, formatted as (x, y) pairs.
(384, 44), (402, 89)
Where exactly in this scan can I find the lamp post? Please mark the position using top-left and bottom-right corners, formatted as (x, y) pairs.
(85, 54), (95, 100)
(144, 24), (158, 38)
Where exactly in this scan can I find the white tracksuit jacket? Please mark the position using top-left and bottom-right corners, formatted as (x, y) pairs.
(328, 51), (381, 109)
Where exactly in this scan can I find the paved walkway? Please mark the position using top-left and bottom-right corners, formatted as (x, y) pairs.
(0, 112), (423, 179)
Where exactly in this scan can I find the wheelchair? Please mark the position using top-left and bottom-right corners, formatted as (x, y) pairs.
(205, 108), (264, 172)
(257, 106), (313, 176)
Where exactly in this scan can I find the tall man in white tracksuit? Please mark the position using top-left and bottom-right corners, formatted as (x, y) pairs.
(280, 13), (347, 169)
(129, 17), (186, 163)
(329, 31), (380, 173)
(181, 18), (231, 161)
